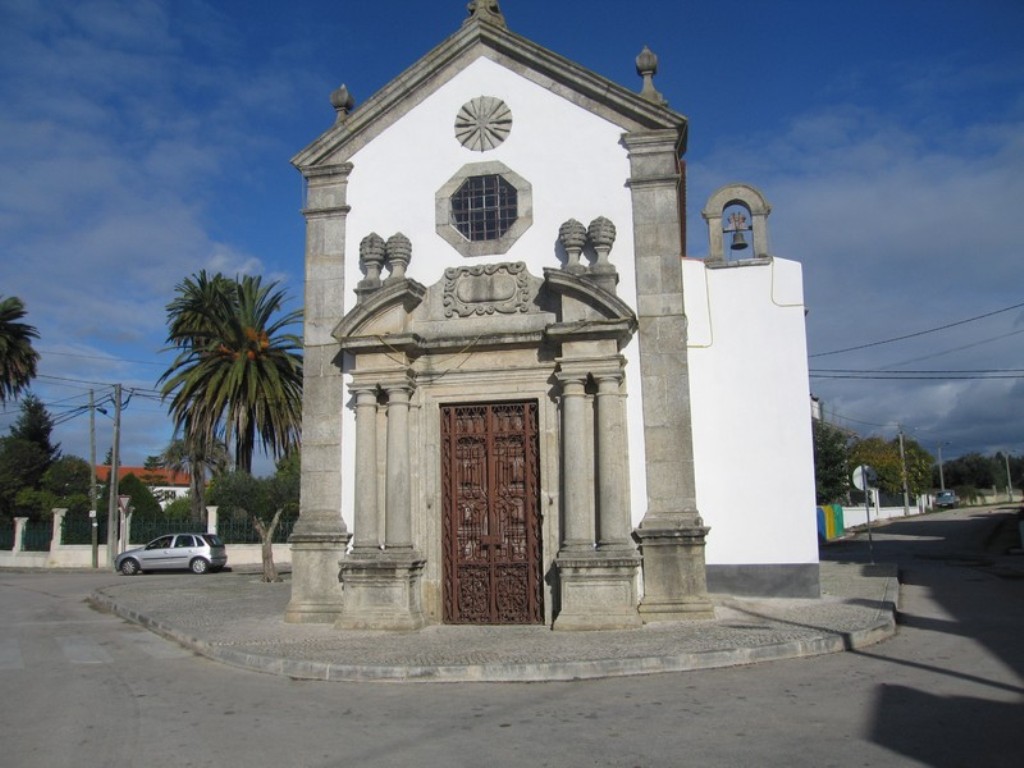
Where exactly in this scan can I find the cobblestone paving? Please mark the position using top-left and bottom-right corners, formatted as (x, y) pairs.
(92, 561), (897, 680)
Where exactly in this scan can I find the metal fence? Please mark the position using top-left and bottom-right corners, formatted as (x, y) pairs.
(129, 518), (203, 544)
(217, 515), (297, 544)
(22, 520), (51, 552)
(4, 511), (299, 551)
(62, 514), (109, 546)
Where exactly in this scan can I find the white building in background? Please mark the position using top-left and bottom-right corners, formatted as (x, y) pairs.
(285, 2), (817, 631)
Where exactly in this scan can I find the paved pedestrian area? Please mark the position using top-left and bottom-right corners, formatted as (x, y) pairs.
(89, 560), (899, 683)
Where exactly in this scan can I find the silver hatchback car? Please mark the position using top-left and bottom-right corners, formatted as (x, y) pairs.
(115, 533), (227, 575)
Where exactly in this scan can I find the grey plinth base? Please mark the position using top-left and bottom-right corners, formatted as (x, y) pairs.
(552, 553), (643, 631)
(336, 552), (426, 631)
(284, 532), (351, 624)
(635, 525), (715, 622)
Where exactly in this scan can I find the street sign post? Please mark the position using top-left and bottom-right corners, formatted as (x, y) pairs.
(852, 464), (878, 564)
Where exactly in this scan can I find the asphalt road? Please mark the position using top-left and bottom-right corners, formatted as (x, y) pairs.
(1, 506), (1021, 768)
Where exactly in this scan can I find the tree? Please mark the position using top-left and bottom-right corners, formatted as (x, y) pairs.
(208, 454), (299, 582)
(96, 472), (162, 543)
(849, 435), (934, 499)
(160, 435), (229, 524)
(812, 420), (850, 504)
(849, 436), (903, 496)
(41, 455), (91, 516)
(0, 396), (61, 520)
(10, 394), (59, 461)
(117, 474), (162, 523)
(0, 440), (51, 521)
(900, 437), (935, 497)
(159, 272), (303, 473)
(0, 296), (40, 405)
(940, 452), (998, 490)
(12, 455), (92, 520)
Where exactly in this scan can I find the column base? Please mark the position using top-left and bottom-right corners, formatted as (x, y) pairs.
(284, 532), (351, 624)
(552, 552), (642, 631)
(635, 525), (715, 622)
(336, 551), (426, 631)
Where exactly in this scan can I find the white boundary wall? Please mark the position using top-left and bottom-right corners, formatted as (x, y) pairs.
(684, 256), (819, 569)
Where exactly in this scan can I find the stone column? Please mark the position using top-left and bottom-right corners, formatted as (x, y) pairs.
(594, 372), (632, 550)
(350, 386), (380, 553)
(623, 129), (713, 621)
(286, 162), (353, 624)
(383, 383), (413, 550)
(553, 366), (641, 631)
(559, 373), (593, 553)
(337, 377), (425, 631)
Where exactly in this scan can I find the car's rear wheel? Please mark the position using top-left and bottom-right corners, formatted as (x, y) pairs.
(190, 557), (210, 574)
(120, 558), (140, 576)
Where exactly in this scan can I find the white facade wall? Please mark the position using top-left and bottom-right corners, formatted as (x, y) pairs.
(339, 57), (648, 529)
(684, 256), (819, 567)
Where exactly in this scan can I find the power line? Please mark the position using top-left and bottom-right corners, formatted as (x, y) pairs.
(810, 370), (1024, 380)
(877, 329), (1024, 369)
(809, 301), (1024, 358)
(37, 348), (167, 367)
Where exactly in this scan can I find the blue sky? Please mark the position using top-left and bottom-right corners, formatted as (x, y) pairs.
(2, 0), (1023, 474)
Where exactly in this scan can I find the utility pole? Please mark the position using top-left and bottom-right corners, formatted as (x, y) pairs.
(89, 389), (98, 569)
(898, 426), (910, 517)
(106, 384), (121, 569)
(937, 443), (947, 492)
(1006, 453), (1014, 503)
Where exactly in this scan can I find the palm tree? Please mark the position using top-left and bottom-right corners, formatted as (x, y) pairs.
(0, 296), (40, 405)
(159, 273), (303, 473)
(161, 432), (229, 523)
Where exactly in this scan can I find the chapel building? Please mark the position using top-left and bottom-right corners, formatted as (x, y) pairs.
(285, 1), (819, 631)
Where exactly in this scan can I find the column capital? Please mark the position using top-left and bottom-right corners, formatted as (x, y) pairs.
(555, 373), (588, 394)
(300, 161), (354, 183)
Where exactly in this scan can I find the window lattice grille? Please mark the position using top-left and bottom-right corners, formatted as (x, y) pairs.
(450, 174), (518, 241)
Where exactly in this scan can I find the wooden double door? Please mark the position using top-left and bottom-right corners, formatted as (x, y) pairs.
(441, 401), (543, 624)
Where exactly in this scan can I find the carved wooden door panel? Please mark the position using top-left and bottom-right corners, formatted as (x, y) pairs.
(442, 401), (542, 624)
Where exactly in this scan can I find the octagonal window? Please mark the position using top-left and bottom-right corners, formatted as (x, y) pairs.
(451, 174), (518, 241)
(436, 161), (533, 258)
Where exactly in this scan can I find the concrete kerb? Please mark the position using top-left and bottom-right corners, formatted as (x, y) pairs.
(88, 564), (900, 684)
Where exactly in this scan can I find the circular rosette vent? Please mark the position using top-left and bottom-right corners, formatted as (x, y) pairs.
(455, 96), (512, 152)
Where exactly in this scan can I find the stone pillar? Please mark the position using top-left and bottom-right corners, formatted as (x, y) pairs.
(350, 386), (380, 553)
(559, 373), (593, 553)
(594, 373), (631, 550)
(336, 376), (425, 631)
(553, 367), (641, 631)
(383, 383), (413, 550)
(286, 162), (354, 624)
(13, 517), (27, 552)
(50, 508), (67, 550)
(623, 129), (714, 621)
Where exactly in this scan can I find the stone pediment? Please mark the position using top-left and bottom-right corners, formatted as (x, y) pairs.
(292, 16), (687, 171)
(334, 262), (637, 357)
(333, 279), (426, 343)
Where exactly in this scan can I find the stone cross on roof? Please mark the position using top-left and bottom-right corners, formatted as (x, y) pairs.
(465, 0), (507, 28)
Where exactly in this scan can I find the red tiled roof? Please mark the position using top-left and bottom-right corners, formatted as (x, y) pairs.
(95, 466), (191, 486)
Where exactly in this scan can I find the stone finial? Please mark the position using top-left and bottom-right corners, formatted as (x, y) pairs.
(465, 0), (507, 28)
(587, 217), (619, 292)
(330, 84), (355, 122)
(384, 233), (412, 283)
(356, 233), (386, 300)
(587, 217), (616, 266)
(635, 46), (666, 106)
(558, 219), (588, 275)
